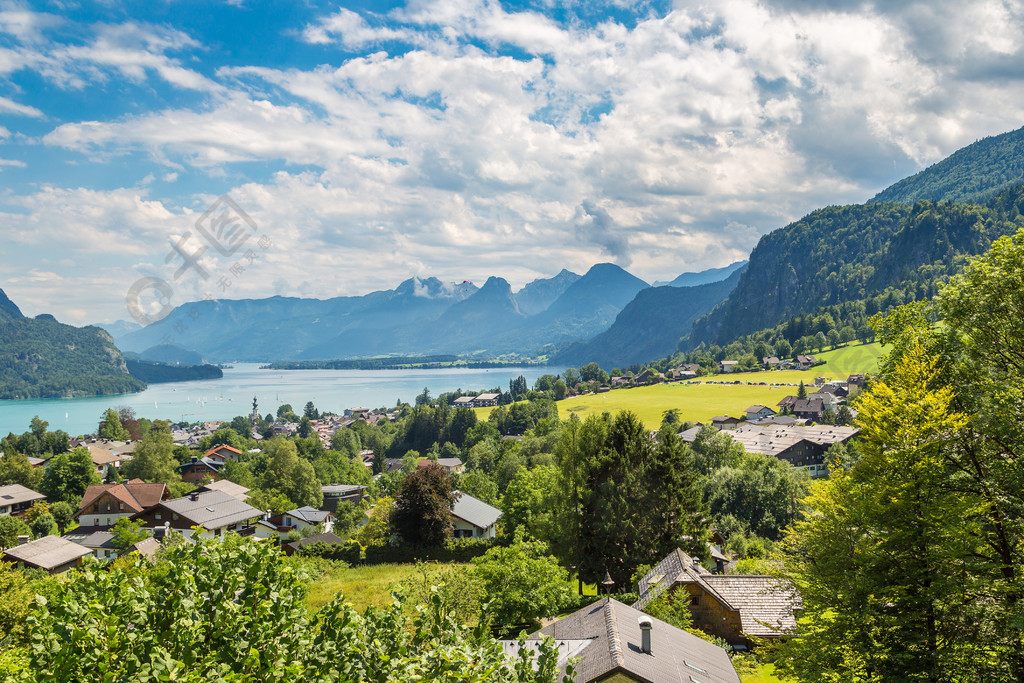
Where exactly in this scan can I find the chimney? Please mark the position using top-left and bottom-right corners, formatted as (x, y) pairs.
(17, 534), (29, 546)
(692, 557), (701, 569)
(189, 492), (199, 501)
(638, 615), (653, 654)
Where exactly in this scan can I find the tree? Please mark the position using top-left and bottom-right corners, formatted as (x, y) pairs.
(22, 501), (49, 524)
(355, 496), (394, 547)
(502, 465), (560, 548)
(0, 515), (28, 550)
(415, 386), (432, 406)
(110, 517), (149, 553)
(797, 380), (807, 399)
(120, 430), (180, 483)
(303, 401), (319, 419)
(392, 462), (458, 547)
(50, 501), (75, 534)
(553, 379), (567, 400)
(98, 408), (130, 441)
(39, 447), (98, 503)
(704, 452), (807, 541)
(30, 513), (55, 539)
(24, 535), (568, 682)
(0, 451), (39, 489)
(299, 416), (314, 438)
(472, 531), (575, 636)
(261, 439), (323, 509)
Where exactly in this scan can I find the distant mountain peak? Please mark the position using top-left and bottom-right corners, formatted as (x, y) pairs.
(0, 287), (23, 318)
(653, 261), (749, 288)
(515, 269), (582, 316)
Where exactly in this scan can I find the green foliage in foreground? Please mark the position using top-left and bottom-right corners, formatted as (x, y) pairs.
(18, 536), (571, 682)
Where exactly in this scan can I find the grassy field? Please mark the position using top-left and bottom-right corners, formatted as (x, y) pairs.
(475, 342), (886, 429)
(742, 662), (785, 682)
(301, 561), (463, 613)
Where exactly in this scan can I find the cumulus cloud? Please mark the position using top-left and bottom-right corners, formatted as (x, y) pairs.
(2, 0), (1024, 321)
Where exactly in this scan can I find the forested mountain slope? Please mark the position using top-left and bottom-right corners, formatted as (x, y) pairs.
(871, 125), (1024, 204)
(687, 183), (1024, 349)
(0, 288), (146, 399)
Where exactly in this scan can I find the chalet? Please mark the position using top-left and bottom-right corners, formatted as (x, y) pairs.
(807, 390), (841, 408)
(473, 393), (501, 407)
(76, 480), (170, 529)
(417, 457), (465, 474)
(633, 368), (664, 385)
(196, 479), (250, 501)
(62, 529), (118, 561)
(635, 549), (800, 649)
(683, 424), (859, 478)
(278, 506), (334, 536)
(178, 456), (223, 483)
(711, 415), (743, 430)
(203, 444), (243, 463)
(744, 405), (776, 421)
(680, 364), (700, 374)
(451, 491), (501, 539)
(610, 376), (630, 387)
(452, 396), (476, 407)
(85, 443), (124, 477)
(792, 398), (825, 421)
(130, 537), (162, 563)
(819, 382), (849, 398)
(793, 354), (818, 370)
(2, 535), (93, 573)
(719, 360), (739, 373)
(133, 489), (262, 540)
(848, 374), (866, 389)
(321, 484), (367, 513)
(0, 484), (45, 517)
(344, 407), (370, 418)
(776, 395), (799, 411)
(762, 356), (781, 369)
(507, 597), (740, 683)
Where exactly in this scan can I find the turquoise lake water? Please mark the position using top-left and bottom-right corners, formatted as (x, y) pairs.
(0, 364), (560, 436)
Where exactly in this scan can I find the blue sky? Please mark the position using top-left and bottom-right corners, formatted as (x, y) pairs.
(2, 0), (1024, 325)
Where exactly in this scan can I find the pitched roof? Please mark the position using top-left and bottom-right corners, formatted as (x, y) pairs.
(159, 490), (261, 530)
(286, 532), (346, 552)
(286, 506), (333, 524)
(451, 491), (502, 530)
(86, 444), (123, 466)
(76, 480), (168, 515)
(3, 535), (93, 570)
(205, 444), (242, 457)
(0, 484), (45, 507)
(130, 537), (162, 561)
(73, 530), (116, 550)
(744, 405), (774, 413)
(635, 549), (800, 640)
(475, 393), (501, 401)
(702, 575), (801, 637)
(530, 597), (740, 683)
(417, 457), (463, 469)
(197, 479), (250, 500)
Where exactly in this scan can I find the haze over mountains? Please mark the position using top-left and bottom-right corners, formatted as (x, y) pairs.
(114, 262), (732, 362)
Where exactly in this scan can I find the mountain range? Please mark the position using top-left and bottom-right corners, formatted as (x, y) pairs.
(114, 262), (720, 362)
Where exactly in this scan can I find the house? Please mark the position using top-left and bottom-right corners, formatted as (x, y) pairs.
(203, 444), (243, 463)
(762, 356), (781, 370)
(0, 484), (45, 517)
(775, 395), (799, 411)
(279, 506), (334, 536)
(451, 491), (501, 539)
(129, 537), (162, 562)
(506, 596), (740, 683)
(62, 529), (118, 561)
(85, 443), (125, 477)
(344, 407), (370, 418)
(75, 480), (170, 529)
(680, 364), (700, 374)
(417, 457), (465, 474)
(806, 390), (841, 408)
(321, 484), (367, 512)
(792, 398), (825, 421)
(610, 376), (630, 388)
(634, 549), (799, 649)
(847, 374), (866, 389)
(133, 489), (262, 540)
(2, 535), (93, 573)
(633, 368), (664, 385)
(473, 393), (501, 407)
(284, 531), (347, 556)
(711, 415), (743, 430)
(452, 395), (476, 407)
(196, 479), (251, 501)
(178, 456), (224, 483)
(744, 405), (776, 421)
(719, 360), (739, 373)
(793, 354), (818, 370)
(683, 424), (859, 479)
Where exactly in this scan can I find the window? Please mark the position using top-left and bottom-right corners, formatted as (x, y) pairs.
(106, 518), (111, 526)
(690, 595), (700, 606)
(155, 513), (161, 520)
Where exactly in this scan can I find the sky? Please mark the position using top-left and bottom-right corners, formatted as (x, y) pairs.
(2, 0), (1024, 325)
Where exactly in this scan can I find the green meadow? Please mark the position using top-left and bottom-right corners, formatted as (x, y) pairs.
(476, 342), (886, 429)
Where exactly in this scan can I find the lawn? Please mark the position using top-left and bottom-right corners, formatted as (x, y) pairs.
(474, 342), (886, 429)
(742, 662), (786, 682)
(300, 561), (463, 613)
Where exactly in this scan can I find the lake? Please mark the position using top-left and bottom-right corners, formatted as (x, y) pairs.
(0, 364), (561, 436)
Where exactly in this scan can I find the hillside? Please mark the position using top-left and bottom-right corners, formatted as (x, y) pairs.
(687, 183), (1024, 348)
(652, 261), (747, 288)
(0, 288), (146, 399)
(514, 269), (580, 315)
(554, 266), (744, 369)
(872, 125), (1024, 205)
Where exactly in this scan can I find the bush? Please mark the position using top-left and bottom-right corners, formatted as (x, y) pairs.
(296, 540), (361, 565)
(364, 537), (496, 565)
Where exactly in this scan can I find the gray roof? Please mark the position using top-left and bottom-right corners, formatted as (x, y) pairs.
(63, 530), (116, 550)
(0, 484), (45, 507)
(286, 531), (346, 552)
(531, 597), (740, 683)
(197, 479), (251, 501)
(451, 491), (502, 530)
(3, 535), (93, 570)
(286, 506), (333, 524)
(321, 484), (367, 496)
(160, 490), (261, 530)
